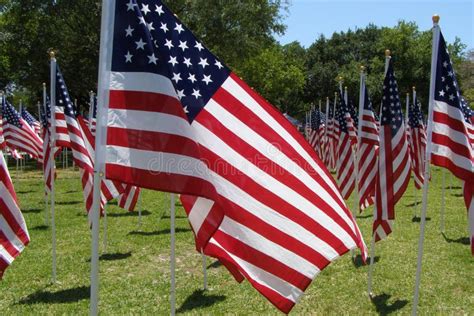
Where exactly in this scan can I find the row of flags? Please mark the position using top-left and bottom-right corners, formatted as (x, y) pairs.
(0, 1), (472, 313)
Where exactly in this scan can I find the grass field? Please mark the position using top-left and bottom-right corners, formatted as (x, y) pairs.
(0, 161), (472, 315)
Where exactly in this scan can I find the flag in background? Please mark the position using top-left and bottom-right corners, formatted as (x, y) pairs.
(40, 97), (53, 194)
(0, 152), (30, 279)
(357, 86), (379, 211)
(99, 1), (367, 312)
(430, 32), (474, 254)
(373, 58), (411, 241)
(20, 108), (41, 136)
(407, 97), (427, 189)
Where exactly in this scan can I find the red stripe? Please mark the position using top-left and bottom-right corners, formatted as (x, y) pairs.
(431, 154), (472, 182)
(433, 110), (471, 135)
(432, 132), (472, 159)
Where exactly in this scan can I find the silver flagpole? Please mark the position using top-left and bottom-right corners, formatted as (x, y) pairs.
(356, 66), (366, 215)
(368, 49), (391, 297)
(440, 168), (446, 232)
(89, 91), (94, 130)
(103, 204), (108, 253)
(49, 51), (58, 283)
(412, 15), (440, 315)
(201, 248), (207, 291)
(137, 191), (142, 230)
(42, 85), (49, 226)
(413, 87), (420, 218)
(90, 0), (115, 314)
(170, 193), (176, 315)
(406, 92), (415, 217)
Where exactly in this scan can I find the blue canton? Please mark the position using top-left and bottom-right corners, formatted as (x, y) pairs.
(55, 65), (77, 118)
(2, 99), (23, 128)
(381, 59), (403, 132)
(112, 0), (231, 122)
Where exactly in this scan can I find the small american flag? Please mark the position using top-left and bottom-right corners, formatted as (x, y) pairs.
(335, 93), (356, 200)
(99, 1), (367, 312)
(324, 102), (337, 171)
(430, 31), (474, 254)
(0, 153), (30, 278)
(20, 108), (41, 136)
(357, 86), (379, 211)
(0, 114), (5, 150)
(407, 97), (427, 189)
(373, 58), (411, 241)
(2, 98), (43, 162)
(40, 98), (53, 193)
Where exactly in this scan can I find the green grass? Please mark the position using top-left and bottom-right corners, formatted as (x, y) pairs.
(0, 164), (472, 314)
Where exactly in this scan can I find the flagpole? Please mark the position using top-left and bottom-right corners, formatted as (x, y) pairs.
(356, 66), (366, 212)
(137, 192), (142, 230)
(440, 168), (446, 232)
(324, 97), (330, 163)
(89, 91), (94, 130)
(368, 49), (391, 297)
(49, 51), (58, 283)
(90, 1), (115, 314)
(103, 205), (108, 253)
(170, 193), (176, 316)
(406, 91), (416, 217)
(42, 85), (49, 226)
(412, 15), (440, 316)
(201, 248), (207, 291)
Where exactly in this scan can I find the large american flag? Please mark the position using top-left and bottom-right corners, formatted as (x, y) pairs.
(100, 0), (367, 312)
(0, 152), (30, 279)
(2, 98), (43, 162)
(407, 97), (427, 189)
(357, 86), (378, 211)
(373, 59), (411, 241)
(430, 32), (474, 254)
(21, 108), (41, 136)
(335, 93), (355, 200)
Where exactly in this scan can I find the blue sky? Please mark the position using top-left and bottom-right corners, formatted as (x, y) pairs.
(276, 0), (473, 51)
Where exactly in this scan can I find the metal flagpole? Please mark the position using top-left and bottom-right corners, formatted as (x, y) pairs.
(42, 85), (49, 226)
(201, 248), (207, 290)
(368, 50), (391, 297)
(90, 1), (115, 314)
(412, 15), (440, 315)
(440, 168), (446, 232)
(103, 205), (108, 253)
(170, 193), (176, 316)
(406, 91), (416, 217)
(89, 91), (94, 129)
(356, 66), (366, 214)
(137, 192), (142, 230)
(49, 51), (58, 283)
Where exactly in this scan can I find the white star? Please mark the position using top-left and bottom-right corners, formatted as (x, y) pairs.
(135, 38), (146, 50)
(147, 22), (155, 31)
(125, 25), (134, 37)
(198, 58), (209, 68)
(126, 0), (137, 11)
(183, 57), (192, 67)
(160, 22), (169, 33)
(177, 89), (185, 100)
(155, 5), (164, 15)
(164, 39), (174, 49)
(195, 41), (204, 51)
(153, 40), (159, 48)
(183, 106), (189, 113)
(148, 53), (158, 64)
(172, 73), (182, 83)
(441, 76), (445, 82)
(138, 16), (146, 25)
(202, 74), (213, 85)
(124, 51), (133, 63)
(443, 61), (448, 68)
(439, 90), (445, 97)
(168, 56), (178, 67)
(188, 73), (197, 83)
(178, 40), (188, 51)
(141, 3), (150, 15)
(448, 71), (453, 77)
(174, 23), (184, 34)
(214, 60), (223, 69)
(192, 89), (201, 99)
(448, 94), (455, 100)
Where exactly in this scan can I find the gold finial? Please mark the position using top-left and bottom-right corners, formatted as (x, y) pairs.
(385, 49), (391, 57)
(43, 82), (46, 87)
(406, 92), (409, 96)
(337, 76), (343, 82)
(326, 96), (329, 100)
(432, 14), (440, 24)
(412, 86), (416, 91)
(49, 50), (55, 59)
(334, 92), (338, 97)
(360, 65), (365, 72)
(344, 86), (347, 90)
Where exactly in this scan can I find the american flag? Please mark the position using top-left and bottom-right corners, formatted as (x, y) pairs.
(373, 58), (411, 241)
(0, 152), (30, 279)
(430, 32), (474, 254)
(324, 102), (337, 171)
(118, 185), (141, 212)
(2, 98), (43, 162)
(407, 97), (427, 189)
(40, 98), (53, 193)
(100, 1), (367, 312)
(347, 99), (359, 145)
(20, 108), (41, 136)
(88, 95), (97, 136)
(307, 108), (324, 159)
(54, 103), (71, 149)
(357, 86), (379, 211)
(335, 92), (355, 200)
(0, 114), (5, 150)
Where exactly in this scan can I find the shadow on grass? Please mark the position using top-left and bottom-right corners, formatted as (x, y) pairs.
(107, 210), (151, 217)
(64, 190), (78, 194)
(442, 233), (470, 245)
(56, 200), (82, 205)
(447, 186), (462, 190)
(207, 260), (222, 269)
(451, 193), (464, 198)
(17, 190), (36, 194)
(177, 289), (226, 313)
(352, 255), (379, 268)
(31, 225), (49, 231)
(161, 215), (188, 219)
(370, 293), (408, 315)
(356, 214), (372, 219)
(128, 228), (191, 236)
(18, 286), (89, 304)
(412, 216), (431, 223)
(22, 208), (42, 214)
(86, 252), (132, 262)
(405, 201), (421, 207)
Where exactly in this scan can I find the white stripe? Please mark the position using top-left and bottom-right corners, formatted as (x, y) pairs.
(109, 71), (178, 99)
(188, 197), (214, 234)
(431, 142), (473, 173)
(379, 128), (389, 219)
